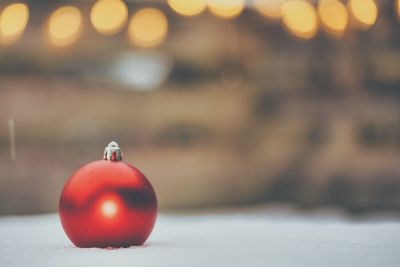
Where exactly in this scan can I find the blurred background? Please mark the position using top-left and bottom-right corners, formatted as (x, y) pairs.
(0, 0), (399, 215)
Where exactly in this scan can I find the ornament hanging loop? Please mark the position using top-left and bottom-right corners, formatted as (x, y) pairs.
(103, 141), (122, 161)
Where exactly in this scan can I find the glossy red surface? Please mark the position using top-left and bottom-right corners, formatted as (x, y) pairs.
(59, 160), (157, 248)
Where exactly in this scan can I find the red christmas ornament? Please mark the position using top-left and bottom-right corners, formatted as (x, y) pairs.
(59, 141), (157, 248)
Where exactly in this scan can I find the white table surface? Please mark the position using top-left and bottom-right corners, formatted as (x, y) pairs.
(1, 208), (399, 267)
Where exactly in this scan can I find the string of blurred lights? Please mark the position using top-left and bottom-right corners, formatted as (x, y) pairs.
(0, 0), (395, 47)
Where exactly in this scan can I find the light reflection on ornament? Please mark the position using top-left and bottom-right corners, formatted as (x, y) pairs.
(101, 200), (118, 218)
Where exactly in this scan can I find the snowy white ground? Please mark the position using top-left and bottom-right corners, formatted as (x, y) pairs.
(0, 208), (400, 267)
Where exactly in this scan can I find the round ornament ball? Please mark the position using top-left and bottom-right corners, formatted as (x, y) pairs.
(59, 141), (157, 248)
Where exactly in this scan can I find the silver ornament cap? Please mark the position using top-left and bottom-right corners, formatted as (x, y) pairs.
(103, 141), (122, 161)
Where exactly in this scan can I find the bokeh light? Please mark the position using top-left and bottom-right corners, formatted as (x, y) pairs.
(397, 0), (400, 20)
(0, 3), (29, 46)
(348, 0), (378, 30)
(47, 6), (82, 47)
(253, 0), (285, 20)
(207, 0), (244, 19)
(167, 0), (206, 17)
(281, 0), (318, 40)
(90, 0), (128, 35)
(101, 200), (118, 218)
(128, 8), (168, 48)
(318, 0), (348, 39)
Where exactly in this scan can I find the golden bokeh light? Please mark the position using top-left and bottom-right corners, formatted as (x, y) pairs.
(348, 0), (378, 30)
(90, 0), (128, 35)
(167, 0), (206, 16)
(397, 0), (400, 20)
(253, 0), (285, 20)
(207, 0), (244, 19)
(47, 6), (82, 47)
(318, 0), (348, 39)
(128, 8), (168, 48)
(282, 0), (318, 40)
(101, 200), (118, 218)
(0, 3), (29, 46)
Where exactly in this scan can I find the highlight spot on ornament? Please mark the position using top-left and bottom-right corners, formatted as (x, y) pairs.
(101, 200), (118, 218)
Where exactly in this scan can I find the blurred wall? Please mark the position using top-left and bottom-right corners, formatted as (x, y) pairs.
(0, 0), (400, 214)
